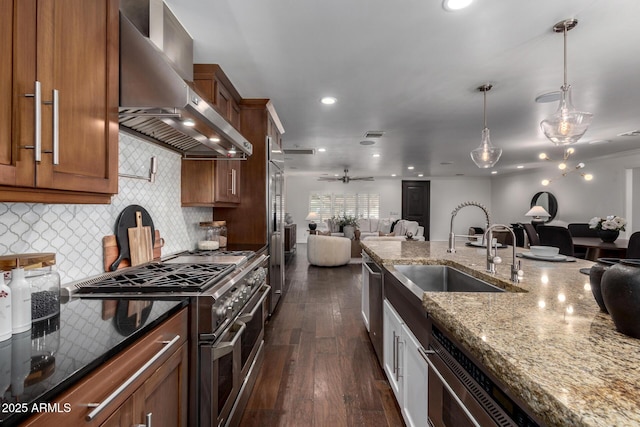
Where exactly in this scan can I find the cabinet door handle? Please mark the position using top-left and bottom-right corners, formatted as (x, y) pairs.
(85, 335), (181, 421)
(52, 89), (59, 165)
(395, 334), (402, 382)
(392, 331), (398, 375)
(362, 262), (381, 276)
(23, 81), (42, 161)
(231, 168), (236, 195)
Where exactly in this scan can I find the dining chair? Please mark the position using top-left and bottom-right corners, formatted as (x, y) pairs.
(536, 225), (575, 257)
(523, 223), (540, 247)
(627, 231), (640, 259)
(568, 223), (599, 238)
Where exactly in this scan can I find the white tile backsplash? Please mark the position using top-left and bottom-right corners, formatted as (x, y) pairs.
(0, 132), (212, 284)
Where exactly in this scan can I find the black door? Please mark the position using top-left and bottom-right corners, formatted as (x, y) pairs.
(402, 181), (430, 240)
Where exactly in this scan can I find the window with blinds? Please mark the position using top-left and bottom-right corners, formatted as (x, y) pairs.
(309, 193), (379, 220)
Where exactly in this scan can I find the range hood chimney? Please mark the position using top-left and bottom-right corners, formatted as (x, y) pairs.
(119, 0), (252, 158)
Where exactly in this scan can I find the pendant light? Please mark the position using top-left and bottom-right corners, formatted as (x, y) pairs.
(540, 19), (593, 145)
(471, 84), (502, 168)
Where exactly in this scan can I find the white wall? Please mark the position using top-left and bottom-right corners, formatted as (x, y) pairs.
(285, 175), (492, 243)
(491, 148), (640, 238)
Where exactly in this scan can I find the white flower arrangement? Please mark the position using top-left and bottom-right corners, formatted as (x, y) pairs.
(588, 215), (627, 232)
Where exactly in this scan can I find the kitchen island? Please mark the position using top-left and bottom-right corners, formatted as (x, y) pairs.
(361, 240), (640, 427)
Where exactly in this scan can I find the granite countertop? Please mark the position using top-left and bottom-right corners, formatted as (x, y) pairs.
(0, 296), (188, 426)
(361, 240), (640, 427)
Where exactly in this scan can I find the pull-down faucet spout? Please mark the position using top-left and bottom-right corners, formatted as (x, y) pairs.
(447, 201), (491, 253)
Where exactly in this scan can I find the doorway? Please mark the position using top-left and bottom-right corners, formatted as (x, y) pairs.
(402, 181), (430, 240)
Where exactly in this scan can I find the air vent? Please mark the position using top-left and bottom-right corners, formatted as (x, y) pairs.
(283, 148), (315, 155)
(618, 130), (640, 137)
(364, 131), (385, 138)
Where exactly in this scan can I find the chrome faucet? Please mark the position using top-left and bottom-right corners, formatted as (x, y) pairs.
(484, 224), (522, 282)
(447, 201), (491, 253)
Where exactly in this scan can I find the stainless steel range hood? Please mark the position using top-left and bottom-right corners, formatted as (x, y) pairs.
(119, 0), (252, 158)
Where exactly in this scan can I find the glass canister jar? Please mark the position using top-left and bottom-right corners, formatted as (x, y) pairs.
(199, 221), (227, 249)
(0, 253), (60, 324)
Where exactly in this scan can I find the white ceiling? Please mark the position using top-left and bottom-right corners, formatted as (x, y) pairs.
(165, 0), (640, 180)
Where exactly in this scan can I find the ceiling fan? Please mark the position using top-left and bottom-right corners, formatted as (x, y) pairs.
(318, 169), (374, 184)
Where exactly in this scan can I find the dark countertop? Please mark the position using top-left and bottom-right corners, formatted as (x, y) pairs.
(0, 296), (188, 426)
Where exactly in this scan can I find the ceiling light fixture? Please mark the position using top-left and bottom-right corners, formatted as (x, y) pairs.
(540, 19), (593, 145)
(407, 166), (414, 170)
(320, 97), (337, 105)
(183, 119), (195, 127)
(539, 147), (593, 185)
(471, 84), (502, 169)
(391, 174), (397, 177)
(318, 148), (326, 152)
(209, 136), (220, 142)
(372, 153), (380, 158)
(443, 0), (472, 11)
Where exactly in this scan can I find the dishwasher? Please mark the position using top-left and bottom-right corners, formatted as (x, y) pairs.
(362, 251), (383, 366)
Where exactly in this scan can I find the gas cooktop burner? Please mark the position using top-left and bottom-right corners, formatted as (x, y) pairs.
(73, 262), (235, 294)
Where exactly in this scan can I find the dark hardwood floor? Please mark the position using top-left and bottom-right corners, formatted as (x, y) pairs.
(240, 245), (404, 426)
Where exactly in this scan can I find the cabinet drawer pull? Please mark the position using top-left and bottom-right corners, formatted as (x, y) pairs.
(52, 89), (59, 165)
(362, 262), (381, 276)
(85, 335), (181, 421)
(231, 168), (236, 195)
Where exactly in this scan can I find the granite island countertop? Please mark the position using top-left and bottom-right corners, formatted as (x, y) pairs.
(361, 240), (640, 427)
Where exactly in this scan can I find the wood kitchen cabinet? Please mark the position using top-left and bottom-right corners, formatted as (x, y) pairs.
(181, 159), (242, 206)
(215, 99), (284, 245)
(22, 308), (189, 427)
(193, 64), (242, 130)
(0, 0), (119, 204)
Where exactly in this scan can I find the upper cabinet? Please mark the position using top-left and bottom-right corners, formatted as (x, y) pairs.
(181, 159), (242, 207)
(193, 64), (242, 131)
(0, 0), (119, 204)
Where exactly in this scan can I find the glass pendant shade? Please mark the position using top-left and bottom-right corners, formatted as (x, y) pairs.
(471, 128), (502, 168)
(540, 85), (593, 145)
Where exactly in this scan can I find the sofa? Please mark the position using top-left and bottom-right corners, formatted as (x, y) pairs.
(362, 219), (425, 241)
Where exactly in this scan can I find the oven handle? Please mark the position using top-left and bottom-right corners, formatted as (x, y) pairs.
(238, 284), (271, 323)
(418, 347), (482, 427)
(85, 335), (181, 421)
(212, 321), (246, 361)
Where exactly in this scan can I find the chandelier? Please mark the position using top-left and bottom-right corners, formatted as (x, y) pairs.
(539, 147), (593, 186)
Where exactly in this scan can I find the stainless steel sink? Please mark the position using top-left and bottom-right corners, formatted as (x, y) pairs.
(391, 265), (504, 293)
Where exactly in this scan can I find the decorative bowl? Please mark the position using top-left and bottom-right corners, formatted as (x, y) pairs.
(529, 246), (560, 257)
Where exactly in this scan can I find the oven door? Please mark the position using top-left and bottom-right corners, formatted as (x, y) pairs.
(238, 284), (270, 377)
(200, 320), (246, 427)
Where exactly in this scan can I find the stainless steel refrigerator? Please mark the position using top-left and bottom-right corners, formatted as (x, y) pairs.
(267, 136), (285, 313)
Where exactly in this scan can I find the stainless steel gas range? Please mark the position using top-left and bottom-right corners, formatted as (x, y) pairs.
(63, 248), (270, 427)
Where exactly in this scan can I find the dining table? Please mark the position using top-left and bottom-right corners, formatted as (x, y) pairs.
(572, 236), (629, 261)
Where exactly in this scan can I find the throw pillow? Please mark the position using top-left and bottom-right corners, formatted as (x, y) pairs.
(390, 219), (400, 233)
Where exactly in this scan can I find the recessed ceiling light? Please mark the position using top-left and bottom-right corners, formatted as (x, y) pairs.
(391, 174), (397, 177)
(418, 174), (424, 177)
(318, 148), (326, 152)
(334, 174), (340, 177)
(320, 97), (337, 105)
(209, 137), (220, 142)
(517, 165), (524, 169)
(443, 0), (472, 11)
(360, 140), (376, 146)
(372, 153), (380, 158)
(491, 171), (498, 175)
(408, 166), (415, 170)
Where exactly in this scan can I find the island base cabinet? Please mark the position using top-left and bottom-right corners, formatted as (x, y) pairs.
(22, 308), (188, 427)
(383, 300), (428, 427)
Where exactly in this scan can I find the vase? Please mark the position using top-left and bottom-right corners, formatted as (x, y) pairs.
(343, 225), (355, 240)
(588, 258), (620, 313)
(597, 229), (619, 243)
(601, 259), (640, 339)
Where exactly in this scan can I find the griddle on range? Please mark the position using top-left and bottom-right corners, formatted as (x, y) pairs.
(75, 262), (235, 293)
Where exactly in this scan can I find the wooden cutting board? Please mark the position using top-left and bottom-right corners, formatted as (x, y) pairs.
(102, 230), (163, 272)
(128, 211), (153, 266)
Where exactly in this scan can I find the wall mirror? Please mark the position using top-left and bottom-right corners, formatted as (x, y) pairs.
(531, 191), (558, 223)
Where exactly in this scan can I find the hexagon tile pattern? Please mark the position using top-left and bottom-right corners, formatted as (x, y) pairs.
(0, 133), (212, 284)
